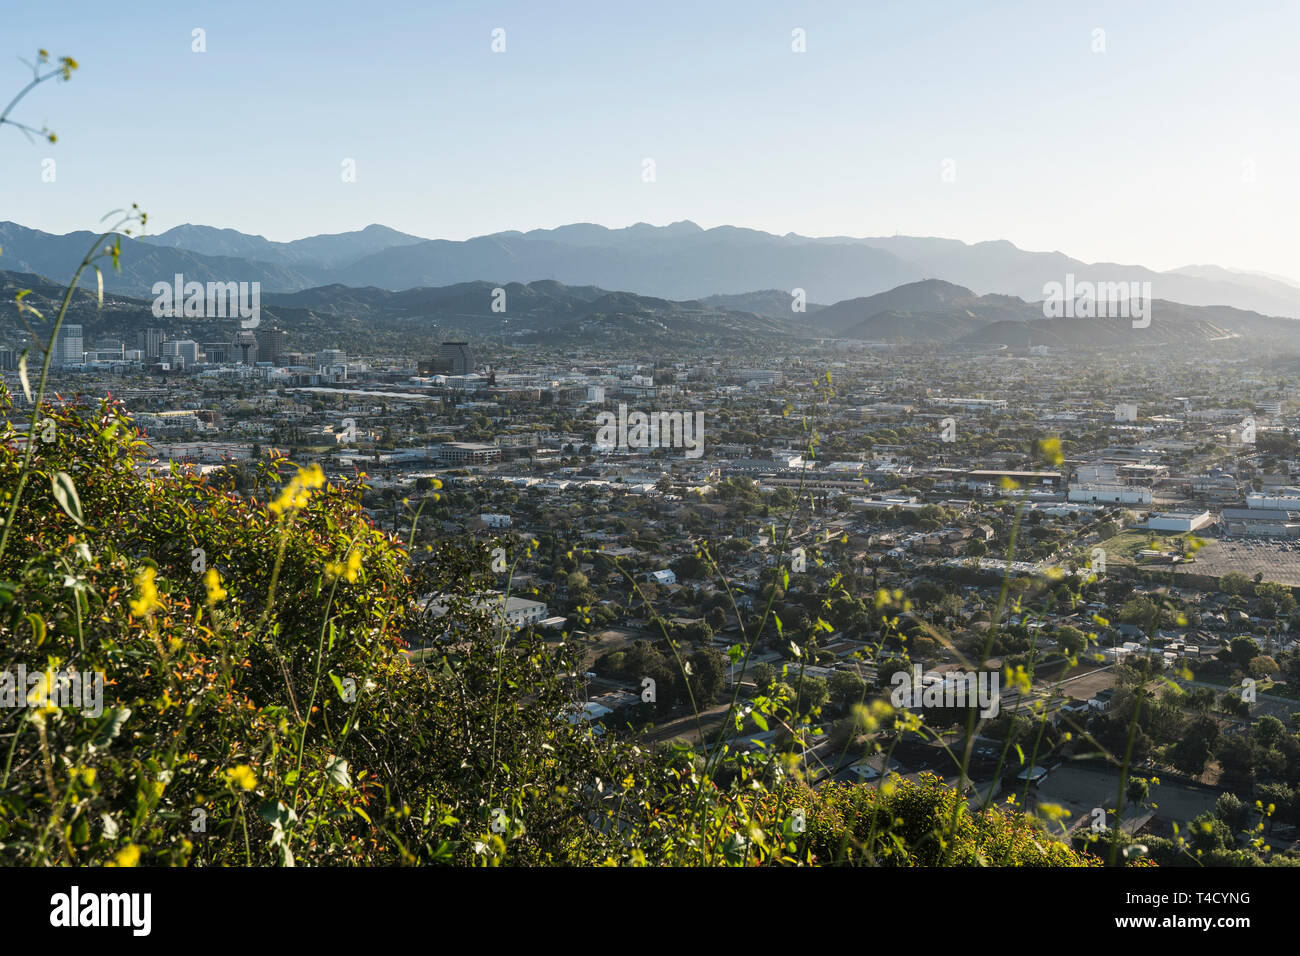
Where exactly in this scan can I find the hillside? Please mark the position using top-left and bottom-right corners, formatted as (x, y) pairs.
(9, 219), (1300, 318)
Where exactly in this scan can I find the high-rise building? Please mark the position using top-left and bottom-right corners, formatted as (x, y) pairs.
(438, 342), (475, 375)
(256, 327), (288, 364)
(317, 348), (346, 368)
(202, 342), (230, 364)
(0, 348), (16, 370)
(136, 328), (166, 359)
(53, 324), (84, 366)
(232, 331), (259, 365)
(175, 339), (200, 366)
(162, 339), (201, 368)
(90, 339), (125, 363)
(418, 356), (453, 375)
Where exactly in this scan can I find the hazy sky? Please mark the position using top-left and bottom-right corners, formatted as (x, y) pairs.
(5, 0), (1298, 278)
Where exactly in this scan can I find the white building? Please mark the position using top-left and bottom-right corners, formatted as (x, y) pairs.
(422, 591), (549, 629)
(1114, 403), (1138, 422)
(1247, 490), (1300, 511)
(1067, 484), (1152, 505)
(481, 513), (512, 529)
(1146, 510), (1213, 532)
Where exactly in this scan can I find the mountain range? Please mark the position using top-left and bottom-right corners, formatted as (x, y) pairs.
(3, 219), (1300, 320)
(6, 259), (1299, 356)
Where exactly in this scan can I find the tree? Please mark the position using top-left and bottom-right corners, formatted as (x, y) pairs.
(1187, 687), (1216, 712)
(681, 621), (713, 644)
(687, 646), (726, 705)
(1119, 596), (1158, 628)
(672, 553), (709, 581)
(1255, 582), (1297, 618)
(1215, 792), (1251, 832)
(1171, 715), (1218, 775)
(1248, 655), (1279, 679)
(1055, 625), (1087, 656)
(1188, 812), (1233, 852)
(875, 656), (910, 692)
(793, 674), (829, 714)
(829, 670), (867, 711)
(1215, 734), (1259, 790)
(1220, 571), (1253, 596)
(1231, 636), (1261, 669)
(1255, 715), (1286, 748)
(1218, 691), (1250, 718)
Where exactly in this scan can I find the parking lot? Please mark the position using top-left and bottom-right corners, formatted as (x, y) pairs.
(1173, 537), (1300, 587)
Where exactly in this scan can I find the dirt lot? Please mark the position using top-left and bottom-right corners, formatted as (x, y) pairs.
(1050, 664), (1118, 702)
(581, 627), (652, 670)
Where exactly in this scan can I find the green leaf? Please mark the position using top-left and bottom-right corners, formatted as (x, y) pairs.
(752, 712), (769, 732)
(17, 350), (31, 404)
(25, 613), (46, 646)
(51, 471), (85, 526)
(90, 708), (132, 751)
(325, 755), (351, 789)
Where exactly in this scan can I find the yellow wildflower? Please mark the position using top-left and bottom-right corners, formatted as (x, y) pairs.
(129, 567), (161, 617)
(1003, 663), (1032, 695)
(325, 549), (362, 584)
(224, 765), (257, 791)
(26, 668), (59, 716)
(203, 568), (227, 605)
(108, 844), (141, 867)
(269, 463), (326, 517)
(1037, 437), (1064, 467)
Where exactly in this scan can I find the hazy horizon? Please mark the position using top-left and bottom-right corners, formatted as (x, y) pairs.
(5, 0), (1298, 278)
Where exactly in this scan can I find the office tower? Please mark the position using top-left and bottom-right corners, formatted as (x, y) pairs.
(317, 348), (346, 368)
(53, 324), (84, 366)
(136, 328), (166, 359)
(256, 327), (288, 365)
(231, 330), (259, 365)
(162, 339), (201, 368)
(438, 341), (475, 375)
